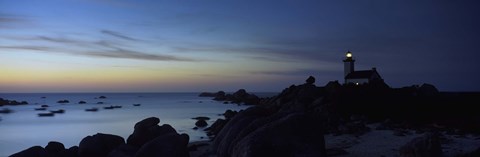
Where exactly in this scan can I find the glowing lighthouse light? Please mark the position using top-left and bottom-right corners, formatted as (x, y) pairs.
(346, 52), (352, 58)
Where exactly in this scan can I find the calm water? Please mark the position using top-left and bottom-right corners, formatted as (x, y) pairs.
(0, 93), (272, 156)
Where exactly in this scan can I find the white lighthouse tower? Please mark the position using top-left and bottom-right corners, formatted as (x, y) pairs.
(343, 51), (355, 77)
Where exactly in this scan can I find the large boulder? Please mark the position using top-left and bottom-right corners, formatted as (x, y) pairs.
(213, 107), (271, 156)
(399, 132), (442, 157)
(108, 144), (139, 157)
(306, 76), (315, 85)
(195, 119), (208, 127)
(78, 133), (125, 157)
(127, 117), (177, 147)
(135, 133), (190, 157)
(45, 141), (65, 154)
(231, 113), (326, 157)
(10, 146), (48, 157)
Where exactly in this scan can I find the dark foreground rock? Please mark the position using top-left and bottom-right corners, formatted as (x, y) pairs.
(10, 144), (78, 157)
(399, 132), (442, 157)
(212, 106), (326, 157)
(11, 117), (190, 157)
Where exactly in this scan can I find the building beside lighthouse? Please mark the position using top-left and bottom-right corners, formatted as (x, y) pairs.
(343, 51), (383, 85)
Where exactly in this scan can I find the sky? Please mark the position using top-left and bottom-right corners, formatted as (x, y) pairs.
(0, 0), (479, 92)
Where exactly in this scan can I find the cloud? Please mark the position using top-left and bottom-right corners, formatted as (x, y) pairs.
(84, 47), (197, 61)
(101, 30), (138, 41)
(0, 34), (198, 62)
(0, 13), (29, 28)
(249, 68), (334, 76)
(0, 45), (52, 51)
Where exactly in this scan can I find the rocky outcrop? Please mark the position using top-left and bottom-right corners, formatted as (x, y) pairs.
(212, 106), (326, 157)
(200, 89), (261, 105)
(0, 98), (28, 106)
(78, 133), (125, 157)
(12, 117), (189, 157)
(10, 143), (78, 157)
(127, 117), (177, 147)
(195, 119), (208, 128)
(135, 133), (190, 157)
(399, 132), (442, 157)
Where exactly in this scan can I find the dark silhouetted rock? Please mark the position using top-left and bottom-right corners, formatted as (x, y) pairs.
(127, 117), (177, 147)
(10, 146), (47, 157)
(108, 144), (138, 157)
(99, 96), (107, 99)
(78, 133), (125, 157)
(205, 119), (227, 136)
(306, 75), (315, 84)
(0, 98), (28, 106)
(399, 132), (442, 157)
(223, 110), (237, 119)
(45, 141), (65, 154)
(457, 147), (480, 157)
(418, 83), (439, 96)
(57, 100), (69, 104)
(78, 101), (86, 104)
(231, 113), (326, 157)
(191, 116), (210, 121)
(58, 146), (79, 157)
(195, 119), (208, 127)
(135, 133), (189, 157)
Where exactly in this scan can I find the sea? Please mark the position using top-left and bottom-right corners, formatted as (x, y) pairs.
(0, 93), (275, 156)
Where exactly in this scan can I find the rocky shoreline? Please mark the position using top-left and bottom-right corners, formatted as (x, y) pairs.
(10, 76), (480, 157)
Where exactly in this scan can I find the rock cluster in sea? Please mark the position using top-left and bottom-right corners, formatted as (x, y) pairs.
(10, 117), (189, 157)
(199, 89), (260, 105)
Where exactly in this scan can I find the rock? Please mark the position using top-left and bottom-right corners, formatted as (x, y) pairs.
(135, 133), (189, 157)
(399, 132), (442, 157)
(418, 83), (439, 96)
(58, 146), (79, 157)
(127, 117), (177, 147)
(99, 96), (107, 99)
(45, 141), (65, 154)
(213, 107), (272, 156)
(457, 147), (480, 157)
(57, 100), (69, 104)
(10, 146), (48, 157)
(306, 76), (315, 84)
(223, 110), (237, 119)
(231, 113), (326, 157)
(205, 119), (227, 136)
(195, 119), (208, 127)
(191, 116), (210, 121)
(108, 144), (139, 157)
(78, 101), (86, 104)
(78, 133), (125, 157)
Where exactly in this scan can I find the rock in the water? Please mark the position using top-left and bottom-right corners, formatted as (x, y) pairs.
(135, 133), (190, 157)
(45, 141), (65, 154)
(192, 116), (210, 121)
(10, 146), (48, 157)
(195, 119), (208, 127)
(127, 117), (177, 147)
(399, 132), (442, 157)
(78, 133), (125, 157)
(306, 76), (315, 84)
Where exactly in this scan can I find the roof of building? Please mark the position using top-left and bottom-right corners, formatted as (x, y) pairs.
(345, 70), (377, 79)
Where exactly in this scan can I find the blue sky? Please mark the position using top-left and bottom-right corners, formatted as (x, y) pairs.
(0, 0), (479, 92)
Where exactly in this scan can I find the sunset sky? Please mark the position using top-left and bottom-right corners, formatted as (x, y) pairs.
(1, 0), (479, 92)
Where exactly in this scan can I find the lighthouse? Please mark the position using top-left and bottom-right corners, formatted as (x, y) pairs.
(343, 51), (355, 77)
